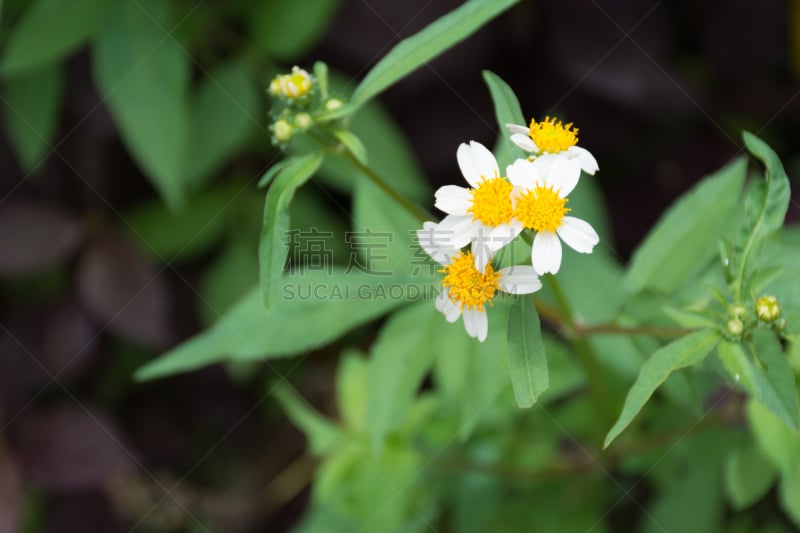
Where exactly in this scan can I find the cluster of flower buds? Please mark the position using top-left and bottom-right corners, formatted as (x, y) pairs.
(725, 295), (785, 340)
(267, 64), (344, 145)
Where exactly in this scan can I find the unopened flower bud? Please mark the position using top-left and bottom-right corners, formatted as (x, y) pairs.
(726, 317), (744, 337)
(295, 112), (312, 129)
(755, 295), (780, 322)
(730, 305), (746, 318)
(273, 119), (293, 143)
(324, 98), (343, 111)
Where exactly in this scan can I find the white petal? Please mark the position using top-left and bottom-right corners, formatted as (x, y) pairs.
(456, 143), (482, 187)
(472, 238), (492, 273)
(436, 214), (475, 248)
(436, 290), (461, 323)
(417, 221), (458, 265)
(487, 222), (523, 250)
(547, 156), (581, 198)
(557, 216), (599, 254)
(468, 141), (500, 181)
(498, 266), (542, 294)
(568, 146), (599, 175)
(510, 133), (537, 153)
(463, 308), (488, 342)
(506, 123), (530, 135)
(457, 142), (499, 187)
(507, 158), (540, 187)
(434, 185), (471, 215)
(532, 231), (562, 275)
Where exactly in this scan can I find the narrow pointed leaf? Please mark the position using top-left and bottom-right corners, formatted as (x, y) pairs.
(367, 302), (438, 454)
(605, 329), (720, 448)
(272, 381), (341, 454)
(1, 0), (109, 77)
(2, 63), (63, 171)
(92, 0), (190, 209)
(724, 443), (777, 510)
(751, 330), (800, 429)
(136, 269), (418, 380)
(624, 157), (746, 293)
(351, 0), (519, 106)
(333, 129), (367, 165)
(482, 70), (524, 169)
(732, 132), (791, 299)
(259, 152), (323, 308)
(507, 296), (548, 408)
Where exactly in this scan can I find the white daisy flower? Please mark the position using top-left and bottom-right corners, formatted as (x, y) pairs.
(417, 224), (541, 342)
(508, 157), (600, 275)
(433, 141), (523, 272)
(506, 116), (599, 186)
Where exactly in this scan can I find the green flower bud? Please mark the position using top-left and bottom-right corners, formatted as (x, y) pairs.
(755, 295), (780, 322)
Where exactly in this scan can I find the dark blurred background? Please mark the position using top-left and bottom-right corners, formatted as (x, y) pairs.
(0, 0), (798, 531)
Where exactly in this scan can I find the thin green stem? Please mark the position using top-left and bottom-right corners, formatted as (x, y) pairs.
(307, 128), (430, 223)
(340, 149), (430, 223)
(543, 274), (612, 446)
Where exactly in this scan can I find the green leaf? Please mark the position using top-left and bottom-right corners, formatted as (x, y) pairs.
(366, 302), (438, 454)
(92, 0), (190, 209)
(662, 306), (718, 329)
(259, 153), (323, 308)
(351, 0), (519, 106)
(0, 0), (109, 77)
(643, 456), (723, 533)
(124, 187), (232, 263)
(352, 176), (420, 276)
(746, 398), (800, 474)
(482, 70), (524, 169)
(779, 461), (800, 529)
(135, 269), (418, 380)
(605, 329), (720, 447)
(724, 443), (777, 510)
(249, 0), (340, 60)
(198, 236), (258, 326)
(272, 381), (341, 455)
(186, 61), (259, 189)
(719, 334), (799, 430)
(314, 61), (329, 99)
(336, 350), (369, 432)
(2, 63), (62, 171)
(624, 156), (747, 293)
(258, 158), (294, 189)
(751, 330), (800, 429)
(506, 295), (548, 408)
(332, 129), (368, 165)
(732, 132), (792, 300)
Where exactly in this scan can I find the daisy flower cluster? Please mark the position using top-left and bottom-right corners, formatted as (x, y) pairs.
(417, 117), (600, 341)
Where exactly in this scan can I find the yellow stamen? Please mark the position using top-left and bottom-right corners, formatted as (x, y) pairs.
(467, 177), (513, 227)
(441, 252), (500, 311)
(515, 186), (570, 233)
(529, 116), (579, 153)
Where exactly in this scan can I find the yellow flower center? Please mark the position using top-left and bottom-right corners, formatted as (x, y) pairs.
(441, 252), (500, 311)
(467, 177), (513, 227)
(529, 116), (579, 153)
(515, 186), (570, 233)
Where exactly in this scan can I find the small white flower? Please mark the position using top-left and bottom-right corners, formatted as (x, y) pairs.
(508, 157), (600, 275)
(433, 141), (523, 271)
(416, 225), (541, 342)
(506, 116), (598, 186)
